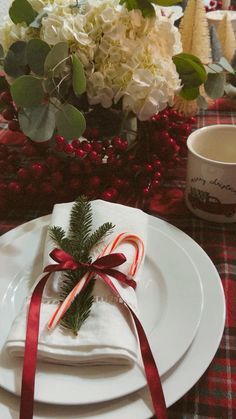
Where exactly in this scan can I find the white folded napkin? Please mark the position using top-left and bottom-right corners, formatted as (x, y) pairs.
(6, 200), (148, 366)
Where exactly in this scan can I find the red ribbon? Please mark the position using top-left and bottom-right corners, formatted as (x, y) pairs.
(19, 249), (167, 419)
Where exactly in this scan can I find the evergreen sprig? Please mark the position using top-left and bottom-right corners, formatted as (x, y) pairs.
(49, 196), (114, 335)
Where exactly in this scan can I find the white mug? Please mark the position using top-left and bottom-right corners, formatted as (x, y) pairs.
(185, 125), (236, 223)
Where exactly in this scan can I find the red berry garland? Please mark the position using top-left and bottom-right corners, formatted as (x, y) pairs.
(0, 100), (196, 213)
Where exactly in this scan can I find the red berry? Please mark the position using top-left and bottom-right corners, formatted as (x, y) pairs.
(153, 171), (162, 180)
(46, 155), (60, 169)
(89, 176), (101, 188)
(69, 178), (81, 190)
(89, 150), (98, 162)
(75, 148), (85, 158)
(26, 184), (37, 195)
(132, 164), (141, 173)
(81, 141), (93, 152)
(55, 135), (65, 145)
(8, 120), (19, 131)
(112, 136), (122, 150)
(0, 91), (12, 105)
(22, 143), (35, 156)
(102, 188), (118, 201)
(41, 182), (53, 194)
(64, 143), (74, 154)
(153, 159), (162, 171)
(17, 168), (30, 180)
(69, 161), (81, 175)
(8, 181), (21, 194)
(92, 141), (103, 153)
(71, 139), (81, 148)
(144, 163), (153, 173)
(2, 107), (15, 121)
(31, 162), (45, 177)
(141, 186), (152, 197)
(151, 179), (161, 190)
(51, 171), (63, 185)
(112, 178), (125, 190)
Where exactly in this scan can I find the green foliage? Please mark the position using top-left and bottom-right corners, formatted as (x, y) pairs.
(55, 104), (86, 141)
(10, 75), (44, 107)
(18, 104), (56, 141)
(173, 53), (207, 89)
(72, 54), (86, 96)
(9, 0), (38, 25)
(180, 86), (199, 100)
(49, 197), (114, 335)
(0, 76), (10, 93)
(26, 39), (50, 76)
(0, 45), (4, 59)
(218, 57), (234, 74)
(204, 73), (225, 99)
(120, 0), (181, 17)
(4, 41), (27, 78)
(44, 42), (69, 75)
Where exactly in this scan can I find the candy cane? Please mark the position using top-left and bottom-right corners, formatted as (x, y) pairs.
(47, 232), (144, 330)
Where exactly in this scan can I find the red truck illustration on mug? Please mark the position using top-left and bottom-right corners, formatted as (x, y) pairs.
(188, 187), (236, 217)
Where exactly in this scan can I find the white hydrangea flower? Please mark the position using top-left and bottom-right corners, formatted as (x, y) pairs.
(0, 21), (31, 51)
(85, 1), (182, 120)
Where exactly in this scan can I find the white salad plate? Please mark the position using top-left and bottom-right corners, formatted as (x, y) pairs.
(0, 212), (203, 405)
(0, 214), (225, 418)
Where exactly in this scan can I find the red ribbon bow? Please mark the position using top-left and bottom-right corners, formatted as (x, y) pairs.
(20, 247), (167, 419)
(44, 248), (137, 290)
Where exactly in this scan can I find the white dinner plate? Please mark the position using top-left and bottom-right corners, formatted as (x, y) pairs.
(0, 213), (203, 405)
(0, 214), (225, 418)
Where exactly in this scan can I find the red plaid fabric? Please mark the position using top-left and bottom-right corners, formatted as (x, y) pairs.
(0, 102), (235, 418)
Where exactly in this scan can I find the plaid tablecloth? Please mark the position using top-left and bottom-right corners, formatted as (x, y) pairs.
(0, 101), (235, 418)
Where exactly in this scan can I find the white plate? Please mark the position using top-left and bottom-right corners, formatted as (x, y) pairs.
(0, 215), (225, 418)
(0, 214), (203, 405)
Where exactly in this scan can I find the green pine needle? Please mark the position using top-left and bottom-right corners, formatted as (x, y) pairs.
(48, 197), (114, 335)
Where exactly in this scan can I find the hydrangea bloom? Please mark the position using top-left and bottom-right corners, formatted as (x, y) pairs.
(0, 0), (182, 120)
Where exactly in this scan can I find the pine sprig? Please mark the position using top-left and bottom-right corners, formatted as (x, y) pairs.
(60, 279), (95, 335)
(48, 197), (114, 335)
(67, 196), (93, 259)
(49, 226), (66, 248)
(83, 222), (114, 256)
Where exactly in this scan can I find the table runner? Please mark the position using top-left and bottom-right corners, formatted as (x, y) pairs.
(0, 101), (235, 418)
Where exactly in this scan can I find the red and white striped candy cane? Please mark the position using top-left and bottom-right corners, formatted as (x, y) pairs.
(47, 232), (144, 330)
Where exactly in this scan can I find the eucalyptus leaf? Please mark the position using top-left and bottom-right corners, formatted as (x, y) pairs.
(0, 45), (4, 59)
(27, 39), (50, 76)
(55, 104), (86, 141)
(9, 0), (38, 25)
(149, 0), (181, 5)
(19, 104), (56, 142)
(120, 0), (155, 17)
(180, 86), (199, 100)
(173, 53), (207, 88)
(224, 83), (236, 98)
(4, 41), (28, 78)
(0, 76), (10, 93)
(204, 73), (225, 99)
(206, 63), (223, 74)
(44, 42), (69, 75)
(219, 57), (235, 74)
(11, 75), (45, 107)
(72, 54), (86, 96)
(197, 95), (208, 110)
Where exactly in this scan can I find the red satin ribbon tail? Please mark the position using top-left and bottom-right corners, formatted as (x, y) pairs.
(131, 310), (168, 419)
(20, 272), (50, 419)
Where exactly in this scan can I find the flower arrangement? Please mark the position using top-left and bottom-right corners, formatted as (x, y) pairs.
(0, 0), (207, 143)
